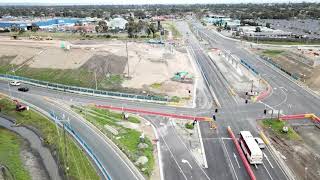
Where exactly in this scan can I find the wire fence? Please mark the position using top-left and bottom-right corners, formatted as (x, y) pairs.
(0, 74), (169, 102)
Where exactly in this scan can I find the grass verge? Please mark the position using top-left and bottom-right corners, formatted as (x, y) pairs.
(150, 83), (162, 89)
(162, 21), (182, 39)
(72, 105), (153, 178)
(0, 96), (99, 180)
(0, 128), (31, 180)
(261, 119), (300, 140)
(261, 50), (284, 57)
(0, 58), (123, 90)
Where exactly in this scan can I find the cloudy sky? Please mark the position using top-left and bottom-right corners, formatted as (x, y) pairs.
(0, 0), (318, 5)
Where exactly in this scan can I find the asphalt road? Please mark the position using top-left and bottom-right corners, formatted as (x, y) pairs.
(0, 86), (143, 180)
(0, 19), (319, 180)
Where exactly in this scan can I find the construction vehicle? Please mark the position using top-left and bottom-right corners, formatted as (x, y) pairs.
(171, 71), (193, 83)
(13, 99), (29, 112)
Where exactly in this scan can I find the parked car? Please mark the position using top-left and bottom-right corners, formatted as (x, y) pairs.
(254, 137), (266, 149)
(9, 81), (21, 86)
(18, 87), (29, 92)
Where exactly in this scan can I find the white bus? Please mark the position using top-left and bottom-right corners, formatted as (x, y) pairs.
(239, 131), (263, 164)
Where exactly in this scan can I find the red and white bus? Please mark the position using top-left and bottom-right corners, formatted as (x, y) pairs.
(239, 131), (263, 164)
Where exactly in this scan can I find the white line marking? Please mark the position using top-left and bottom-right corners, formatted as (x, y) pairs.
(46, 101), (142, 180)
(264, 153), (274, 169)
(154, 122), (188, 180)
(221, 139), (239, 180)
(233, 153), (241, 168)
(182, 159), (193, 169)
(272, 87), (288, 108)
(263, 163), (274, 180)
(169, 120), (211, 180)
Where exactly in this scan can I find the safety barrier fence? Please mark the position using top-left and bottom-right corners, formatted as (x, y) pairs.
(240, 59), (260, 75)
(238, 59), (272, 102)
(227, 126), (256, 180)
(280, 113), (320, 123)
(260, 56), (299, 80)
(49, 112), (112, 180)
(96, 104), (212, 121)
(0, 74), (169, 103)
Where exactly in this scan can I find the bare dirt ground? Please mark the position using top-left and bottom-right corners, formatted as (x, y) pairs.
(251, 47), (320, 94)
(0, 38), (194, 98)
(263, 124), (320, 180)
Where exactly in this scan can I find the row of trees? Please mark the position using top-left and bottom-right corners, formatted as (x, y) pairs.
(1, 3), (320, 19)
(126, 19), (157, 38)
(93, 19), (158, 38)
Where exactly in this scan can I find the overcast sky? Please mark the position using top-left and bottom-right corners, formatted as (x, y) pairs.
(0, 0), (319, 5)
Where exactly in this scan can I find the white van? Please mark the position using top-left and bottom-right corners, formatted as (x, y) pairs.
(9, 81), (21, 86)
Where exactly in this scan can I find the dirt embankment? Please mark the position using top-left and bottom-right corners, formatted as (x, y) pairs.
(263, 125), (320, 180)
(0, 40), (195, 98)
(252, 47), (320, 94)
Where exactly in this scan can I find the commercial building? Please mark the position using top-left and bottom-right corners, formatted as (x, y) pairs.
(239, 26), (292, 39)
(203, 14), (240, 29)
(108, 17), (128, 30)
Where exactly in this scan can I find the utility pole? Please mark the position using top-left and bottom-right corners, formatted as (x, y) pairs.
(251, 80), (254, 93)
(126, 41), (129, 78)
(6, 73), (12, 99)
(62, 117), (70, 180)
(94, 71), (97, 90)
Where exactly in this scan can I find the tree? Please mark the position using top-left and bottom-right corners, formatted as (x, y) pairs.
(148, 23), (156, 38)
(126, 20), (137, 38)
(255, 26), (261, 32)
(96, 20), (108, 33)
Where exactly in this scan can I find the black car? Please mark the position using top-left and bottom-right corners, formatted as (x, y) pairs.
(18, 87), (29, 92)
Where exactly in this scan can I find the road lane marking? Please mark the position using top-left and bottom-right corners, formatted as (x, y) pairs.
(221, 138), (239, 180)
(233, 152), (240, 169)
(272, 87), (288, 108)
(46, 100), (142, 180)
(264, 153), (274, 169)
(153, 121), (188, 180)
(181, 159), (193, 169)
(233, 153), (241, 168)
(168, 120), (211, 180)
(263, 163), (274, 180)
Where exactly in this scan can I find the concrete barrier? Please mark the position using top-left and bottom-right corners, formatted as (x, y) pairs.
(227, 126), (256, 180)
(280, 113), (320, 123)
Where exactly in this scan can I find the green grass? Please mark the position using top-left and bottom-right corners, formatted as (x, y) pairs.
(0, 97), (99, 180)
(261, 119), (301, 140)
(185, 122), (194, 129)
(73, 105), (153, 178)
(150, 83), (162, 89)
(261, 50), (284, 57)
(0, 128), (31, 180)
(162, 21), (182, 39)
(0, 60), (124, 91)
(171, 96), (181, 103)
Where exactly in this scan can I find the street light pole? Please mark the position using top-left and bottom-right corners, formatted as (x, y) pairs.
(126, 41), (129, 78)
